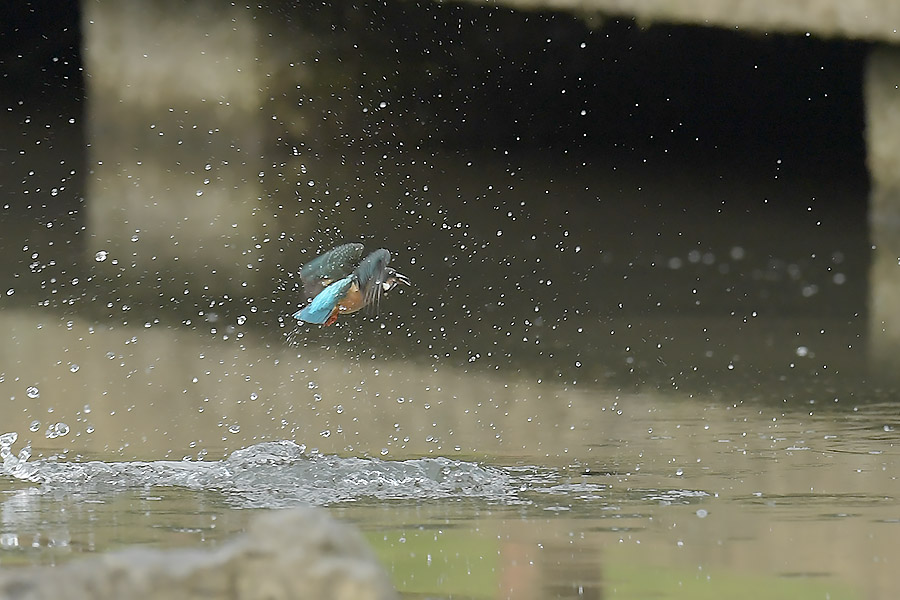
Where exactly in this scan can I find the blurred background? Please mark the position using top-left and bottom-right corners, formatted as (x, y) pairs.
(2, 1), (873, 397)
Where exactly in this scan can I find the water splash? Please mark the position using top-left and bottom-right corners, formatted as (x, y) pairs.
(0, 432), (36, 481)
(284, 321), (307, 347)
(0, 434), (511, 507)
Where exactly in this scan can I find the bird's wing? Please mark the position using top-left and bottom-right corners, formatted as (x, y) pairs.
(293, 276), (354, 324)
(354, 249), (391, 306)
(299, 243), (365, 298)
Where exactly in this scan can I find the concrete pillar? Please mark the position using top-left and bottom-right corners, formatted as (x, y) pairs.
(865, 47), (900, 375)
(80, 2), (302, 300)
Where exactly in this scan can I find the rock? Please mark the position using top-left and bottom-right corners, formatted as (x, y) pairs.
(0, 507), (397, 600)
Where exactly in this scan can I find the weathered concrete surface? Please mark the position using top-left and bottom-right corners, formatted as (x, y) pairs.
(481, 0), (900, 42)
(865, 48), (900, 191)
(0, 508), (397, 600)
(865, 47), (900, 375)
(81, 1), (310, 298)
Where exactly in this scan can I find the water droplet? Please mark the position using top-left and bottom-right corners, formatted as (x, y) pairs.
(237, 315), (247, 325)
(29, 420), (40, 432)
(249, 392), (258, 401)
(380, 448), (389, 456)
(94, 250), (108, 262)
(320, 430), (331, 438)
(25, 386), (39, 399)
(45, 422), (69, 439)
(69, 363), (80, 373)
(228, 424), (241, 434)
(675, 468), (684, 476)
(307, 381), (318, 390)
(335, 404), (343, 414)
(5, 288), (13, 296)
(696, 509), (708, 518)
(796, 346), (809, 357)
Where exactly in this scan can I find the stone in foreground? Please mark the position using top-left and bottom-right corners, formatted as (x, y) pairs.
(0, 507), (397, 600)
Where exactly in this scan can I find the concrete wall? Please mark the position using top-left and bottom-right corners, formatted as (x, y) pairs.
(482, 0), (900, 42)
(81, 2), (308, 298)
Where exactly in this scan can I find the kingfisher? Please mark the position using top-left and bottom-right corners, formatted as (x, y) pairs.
(292, 243), (411, 326)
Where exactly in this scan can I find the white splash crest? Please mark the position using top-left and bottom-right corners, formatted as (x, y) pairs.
(0, 434), (513, 507)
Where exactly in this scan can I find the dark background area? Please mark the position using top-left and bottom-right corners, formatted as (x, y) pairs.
(0, 1), (872, 391)
(269, 1), (868, 174)
(1, 1), (868, 204)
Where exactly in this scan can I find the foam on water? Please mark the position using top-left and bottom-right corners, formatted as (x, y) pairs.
(0, 432), (512, 507)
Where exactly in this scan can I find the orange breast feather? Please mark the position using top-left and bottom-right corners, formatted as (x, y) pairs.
(337, 282), (364, 314)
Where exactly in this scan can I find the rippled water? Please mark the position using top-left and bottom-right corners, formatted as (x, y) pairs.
(2, 383), (898, 598)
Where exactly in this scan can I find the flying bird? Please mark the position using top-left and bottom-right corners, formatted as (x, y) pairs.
(292, 243), (411, 326)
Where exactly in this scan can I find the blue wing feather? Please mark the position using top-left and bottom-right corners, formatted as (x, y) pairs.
(354, 249), (390, 289)
(299, 243), (364, 299)
(293, 276), (354, 324)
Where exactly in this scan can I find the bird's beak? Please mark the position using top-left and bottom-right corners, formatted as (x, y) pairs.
(382, 271), (411, 291)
